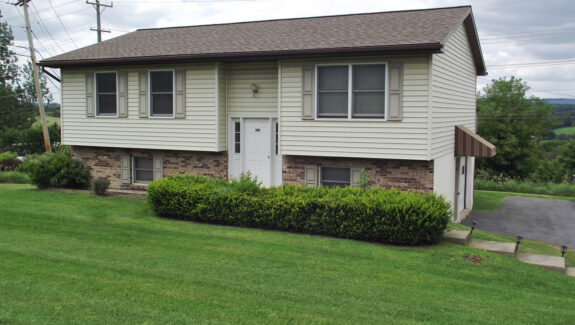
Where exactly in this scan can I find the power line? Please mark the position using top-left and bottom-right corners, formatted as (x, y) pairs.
(29, 1), (67, 52)
(480, 26), (575, 38)
(47, 0), (79, 48)
(488, 58), (575, 69)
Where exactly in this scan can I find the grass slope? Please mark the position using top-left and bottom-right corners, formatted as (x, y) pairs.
(33, 116), (60, 127)
(553, 126), (575, 135)
(1, 184), (574, 324)
(474, 190), (575, 212)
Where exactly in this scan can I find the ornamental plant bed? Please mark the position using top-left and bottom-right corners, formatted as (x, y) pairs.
(147, 175), (451, 245)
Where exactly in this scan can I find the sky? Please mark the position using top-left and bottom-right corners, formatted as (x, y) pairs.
(1, 0), (574, 103)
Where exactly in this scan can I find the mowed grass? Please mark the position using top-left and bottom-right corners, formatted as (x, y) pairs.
(32, 115), (60, 127)
(473, 190), (575, 212)
(1, 184), (574, 324)
(553, 126), (575, 135)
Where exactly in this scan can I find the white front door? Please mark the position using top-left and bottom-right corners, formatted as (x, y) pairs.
(244, 118), (271, 187)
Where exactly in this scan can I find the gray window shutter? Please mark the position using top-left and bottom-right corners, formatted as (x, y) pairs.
(351, 168), (362, 187)
(121, 155), (131, 184)
(304, 165), (318, 187)
(302, 65), (315, 120)
(153, 156), (163, 181)
(118, 71), (128, 117)
(175, 69), (186, 118)
(138, 70), (148, 118)
(85, 72), (94, 117)
(387, 63), (404, 121)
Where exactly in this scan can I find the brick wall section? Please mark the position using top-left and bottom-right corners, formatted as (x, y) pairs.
(283, 155), (434, 193)
(71, 146), (227, 190)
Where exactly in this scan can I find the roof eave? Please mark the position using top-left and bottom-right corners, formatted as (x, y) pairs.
(38, 43), (443, 68)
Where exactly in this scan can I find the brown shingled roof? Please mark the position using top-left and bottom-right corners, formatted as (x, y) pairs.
(39, 6), (485, 75)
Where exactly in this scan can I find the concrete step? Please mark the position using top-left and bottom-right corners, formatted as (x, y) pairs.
(470, 239), (517, 257)
(566, 268), (575, 277)
(444, 230), (471, 246)
(517, 253), (566, 273)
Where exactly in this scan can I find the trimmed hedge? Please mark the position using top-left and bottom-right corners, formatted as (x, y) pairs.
(147, 175), (452, 245)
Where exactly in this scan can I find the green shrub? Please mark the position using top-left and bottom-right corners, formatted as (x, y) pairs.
(0, 152), (21, 171)
(475, 179), (575, 197)
(18, 149), (91, 189)
(147, 175), (452, 245)
(0, 171), (30, 184)
(93, 178), (110, 196)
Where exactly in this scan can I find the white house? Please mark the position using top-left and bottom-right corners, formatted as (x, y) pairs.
(39, 6), (495, 221)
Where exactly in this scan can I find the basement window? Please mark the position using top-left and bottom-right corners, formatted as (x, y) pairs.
(320, 167), (351, 187)
(133, 157), (153, 184)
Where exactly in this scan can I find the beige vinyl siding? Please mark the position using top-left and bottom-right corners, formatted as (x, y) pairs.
(280, 56), (430, 160)
(430, 23), (477, 159)
(227, 63), (278, 116)
(216, 63), (227, 150)
(61, 64), (218, 151)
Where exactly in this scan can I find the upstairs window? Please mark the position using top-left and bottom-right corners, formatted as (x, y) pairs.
(95, 72), (117, 116)
(150, 70), (174, 117)
(317, 64), (387, 119)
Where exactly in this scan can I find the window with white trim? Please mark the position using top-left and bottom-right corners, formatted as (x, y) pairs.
(133, 157), (154, 184)
(149, 70), (174, 117)
(95, 72), (117, 116)
(320, 167), (350, 187)
(317, 64), (386, 119)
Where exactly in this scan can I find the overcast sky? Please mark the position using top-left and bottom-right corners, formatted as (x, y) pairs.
(1, 0), (574, 103)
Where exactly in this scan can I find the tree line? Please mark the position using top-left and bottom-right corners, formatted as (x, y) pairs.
(0, 19), (58, 155)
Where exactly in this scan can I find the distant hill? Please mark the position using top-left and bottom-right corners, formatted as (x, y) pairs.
(543, 98), (575, 105)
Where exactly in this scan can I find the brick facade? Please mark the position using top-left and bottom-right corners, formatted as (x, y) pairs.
(71, 146), (227, 190)
(282, 155), (434, 193)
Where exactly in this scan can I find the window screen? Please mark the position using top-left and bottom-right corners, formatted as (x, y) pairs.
(317, 66), (348, 118)
(320, 167), (351, 187)
(150, 71), (174, 116)
(133, 157), (153, 183)
(95, 72), (117, 116)
(352, 65), (386, 118)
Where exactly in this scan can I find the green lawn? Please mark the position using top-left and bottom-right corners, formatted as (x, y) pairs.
(1, 184), (574, 324)
(474, 190), (575, 212)
(553, 126), (575, 135)
(32, 115), (60, 127)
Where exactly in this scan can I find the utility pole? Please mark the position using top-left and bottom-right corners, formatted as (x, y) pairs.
(87, 0), (112, 43)
(14, 0), (51, 153)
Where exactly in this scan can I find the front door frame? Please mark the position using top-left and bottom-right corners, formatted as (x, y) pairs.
(228, 115), (281, 187)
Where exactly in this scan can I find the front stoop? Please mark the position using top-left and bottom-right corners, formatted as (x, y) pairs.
(470, 239), (517, 258)
(517, 253), (566, 273)
(444, 230), (471, 246)
(566, 268), (575, 277)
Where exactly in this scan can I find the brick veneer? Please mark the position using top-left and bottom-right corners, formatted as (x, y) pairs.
(282, 155), (434, 193)
(71, 146), (227, 190)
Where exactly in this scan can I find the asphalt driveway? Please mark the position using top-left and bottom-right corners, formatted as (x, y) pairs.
(462, 196), (575, 247)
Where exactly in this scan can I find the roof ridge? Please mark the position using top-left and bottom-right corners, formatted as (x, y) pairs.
(136, 5), (472, 32)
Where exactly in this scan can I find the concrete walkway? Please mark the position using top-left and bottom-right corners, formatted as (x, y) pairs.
(463, 196), (575, 247)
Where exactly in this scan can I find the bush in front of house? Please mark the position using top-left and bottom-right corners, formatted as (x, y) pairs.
(18, 148), (91, 189)
(147, 175), (452, 245)
(93, 178), (111, 196)
(0, 152), (21, 171)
